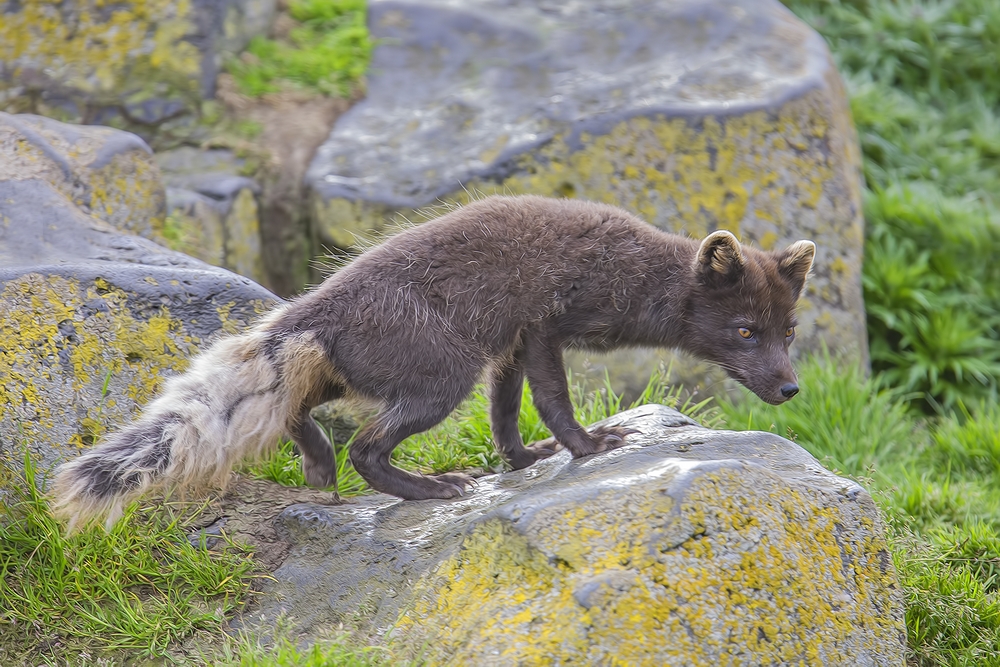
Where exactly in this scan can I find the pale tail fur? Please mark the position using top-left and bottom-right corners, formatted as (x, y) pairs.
(50, 307), (336, 533)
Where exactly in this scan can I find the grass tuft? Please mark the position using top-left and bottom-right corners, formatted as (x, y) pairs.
(716, 348), (915, 476)
(893, 522), (1000, 667)
(227, 0), (372, 97)
(244, 428), (369, 497)
(210, 621), (394, 667)
(0, 451), (255, 663)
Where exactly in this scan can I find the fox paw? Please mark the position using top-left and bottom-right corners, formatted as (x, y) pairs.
(302, 457), (337, 490)
(507, 438), (561, 470)
(432, 472), (477, 497)
(526, 438), (561, 457)
(570, 424), (639, 458)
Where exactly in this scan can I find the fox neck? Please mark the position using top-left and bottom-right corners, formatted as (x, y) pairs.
(609, 237), (701, 351)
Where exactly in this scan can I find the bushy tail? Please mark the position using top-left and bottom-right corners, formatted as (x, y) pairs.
(51, 318), (336, 533)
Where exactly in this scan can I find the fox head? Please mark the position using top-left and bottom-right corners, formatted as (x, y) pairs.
(685, 230), (816, 405)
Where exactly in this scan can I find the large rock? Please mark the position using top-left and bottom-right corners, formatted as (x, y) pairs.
(157, 147), (266, 285)
(247, 405), (905, 665)
(306, 0), (868, 393)
(0, 113), (277, 475)
(0, 0), (277, 135)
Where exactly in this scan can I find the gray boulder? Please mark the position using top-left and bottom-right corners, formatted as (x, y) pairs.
(0, 111), (166, 240)
(0, 112), (277, 475)
(244, 405), (905, 665)
(306, 0), (868, 393)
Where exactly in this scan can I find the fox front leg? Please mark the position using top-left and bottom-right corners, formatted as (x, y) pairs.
(520, 324), (634, 457)
(489, 355), (559, 469)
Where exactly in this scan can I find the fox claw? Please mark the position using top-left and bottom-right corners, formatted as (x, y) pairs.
(433, 472), (476, 496)
(567, 424), (639, 458)
(590, 424), (639, 449)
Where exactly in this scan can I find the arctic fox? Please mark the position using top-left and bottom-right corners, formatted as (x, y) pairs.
(52, 195), (815, 531)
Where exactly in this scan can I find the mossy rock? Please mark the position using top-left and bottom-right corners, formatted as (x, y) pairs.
(251, 405), (905, 664)
(306, 0), (868, 393)
(158, 147), (266, 285)
(0, 0), (276, 135)
(0, 111), (166, 239)
(0, 113), (278, 477)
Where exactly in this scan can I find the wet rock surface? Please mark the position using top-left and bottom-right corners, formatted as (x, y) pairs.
(307, 0), (868, 392)
(245, 405), (905, 665)
(0, 113), (277, 476)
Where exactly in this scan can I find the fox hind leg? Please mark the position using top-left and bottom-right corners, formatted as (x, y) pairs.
(290, 411), (338, 490)
(288, 381), (345, 491)
(349, 398), (476, 500)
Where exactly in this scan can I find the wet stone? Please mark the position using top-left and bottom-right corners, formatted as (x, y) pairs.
(248, 404), (905, 665)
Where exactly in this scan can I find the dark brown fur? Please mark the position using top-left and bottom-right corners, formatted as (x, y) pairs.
(266, 195), (815, 500)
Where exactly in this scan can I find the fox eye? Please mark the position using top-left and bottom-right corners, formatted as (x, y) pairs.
(785, 327), (795, 338)
(738, 327), (753, 339)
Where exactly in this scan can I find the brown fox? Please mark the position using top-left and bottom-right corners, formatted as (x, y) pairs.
(52, 195), (815, 531)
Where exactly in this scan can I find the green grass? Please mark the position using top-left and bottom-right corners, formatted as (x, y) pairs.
(244, 428), (369, 496)
(781, 0), (1000, 411)
(717, 348), (916, 476)
(893, 523), (1000, 667)
(210, 621), (395, 667)
(0, 452), (256, 663)
(226, 0), (372, 97)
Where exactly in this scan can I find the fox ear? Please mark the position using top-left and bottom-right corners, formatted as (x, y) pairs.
(696, 230), (745, 283)
(778, 240), (816, 297)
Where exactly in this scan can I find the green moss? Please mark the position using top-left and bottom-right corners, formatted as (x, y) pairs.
(227, 0), (372, 97)
(0, 0), (201, 100)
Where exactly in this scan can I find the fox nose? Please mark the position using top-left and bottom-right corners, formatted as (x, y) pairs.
(780, 383), (799, 399)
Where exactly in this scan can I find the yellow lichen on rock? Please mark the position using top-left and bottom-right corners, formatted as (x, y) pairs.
(395, 463), (903, 666)
(0, 273), (193, 451)
(86, 151), (167, 239)
(0, 0), (200, 99)
(499, 92), (853, 243)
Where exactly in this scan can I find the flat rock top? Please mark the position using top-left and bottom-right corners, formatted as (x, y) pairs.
(308, 0), (832, 207)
